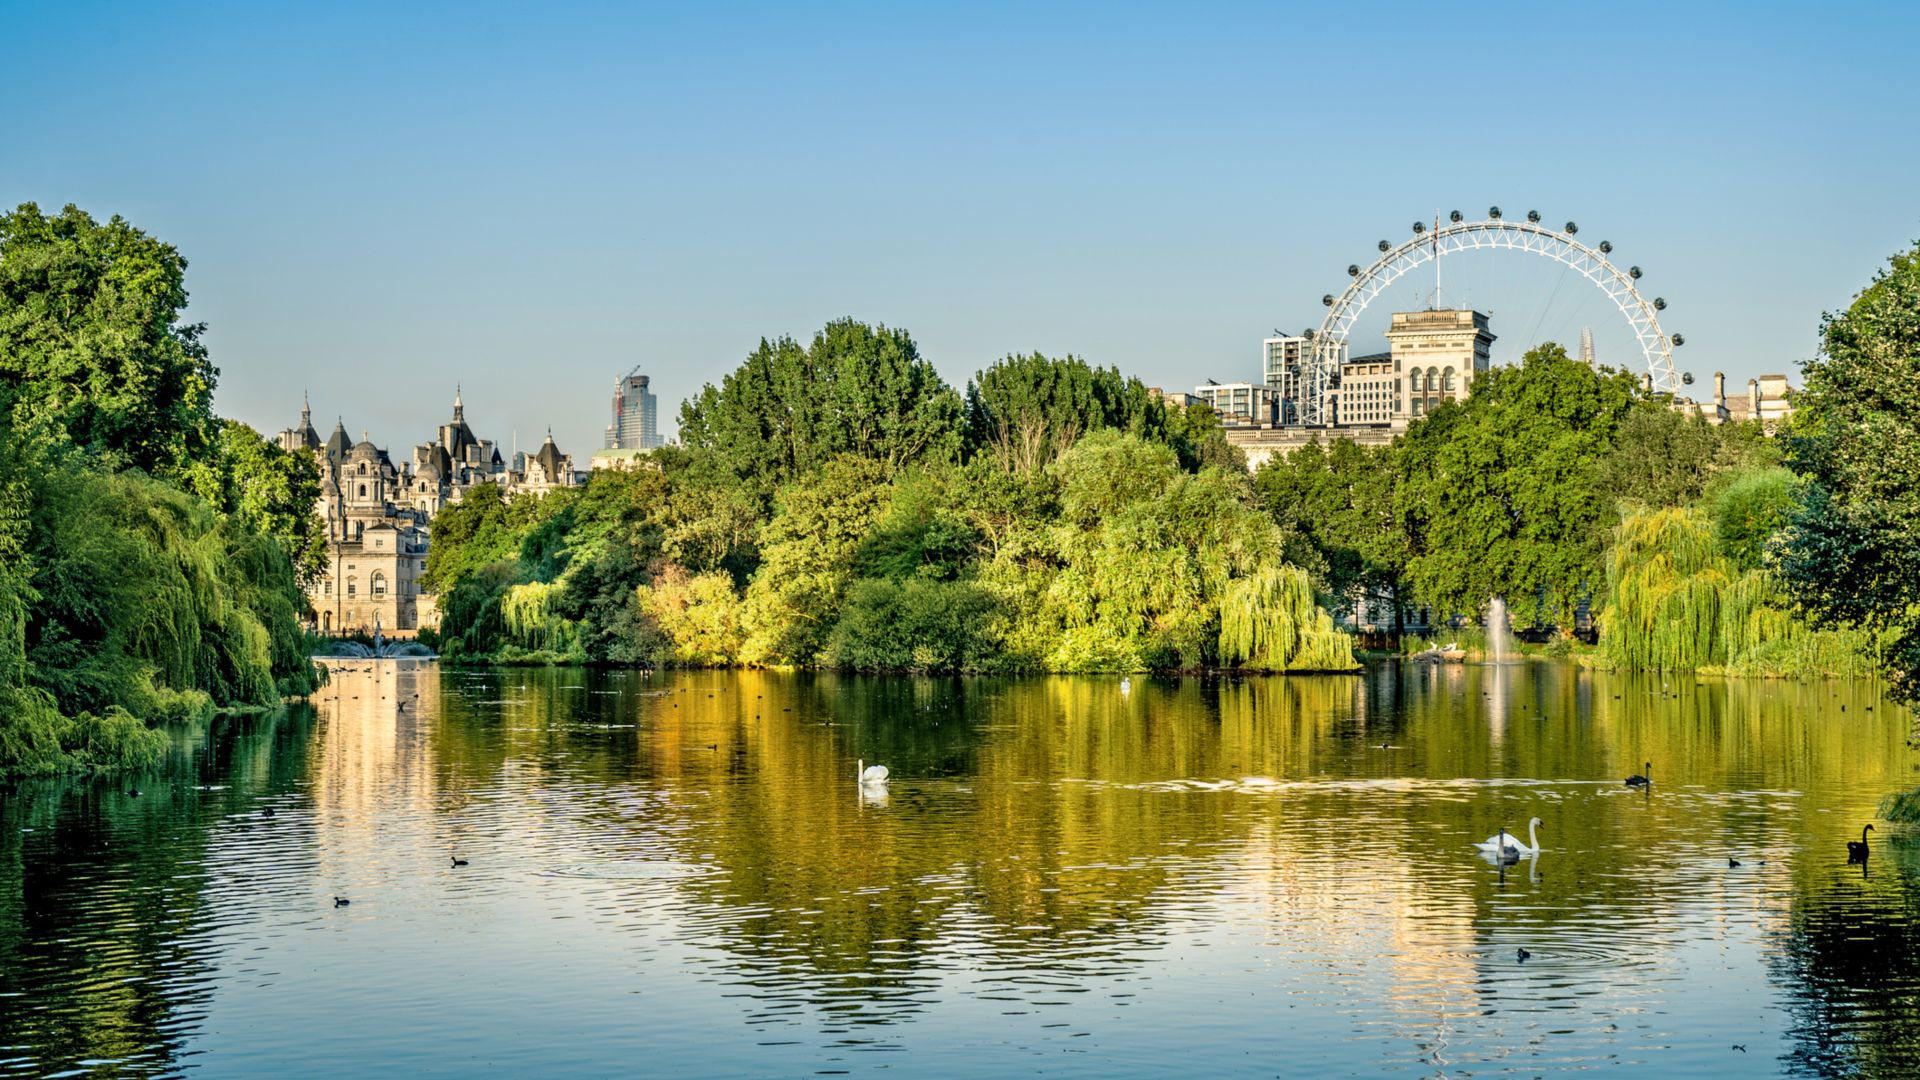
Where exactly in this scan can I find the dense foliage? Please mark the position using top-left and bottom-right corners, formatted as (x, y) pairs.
(1777, 243), (1920, 701)
(1250, 341), (1867, 681)
(0, 204), (322, 775)
(434, 337), (1349, 673)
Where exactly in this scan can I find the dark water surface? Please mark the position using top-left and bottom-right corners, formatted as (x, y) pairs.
(3, 662), (1918, 1077)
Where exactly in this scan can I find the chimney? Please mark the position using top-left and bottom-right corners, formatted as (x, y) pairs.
(1748, 378), (1760, 421)
(1713, 371), (1725, 406)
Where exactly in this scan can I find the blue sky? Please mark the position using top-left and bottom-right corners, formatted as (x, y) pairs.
(5, 1), (1916, 457)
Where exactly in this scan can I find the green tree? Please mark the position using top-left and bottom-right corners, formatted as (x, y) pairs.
(963, 353), (1166, 471)
(1398, 343), (1640, 629)
(0, 203), (216, 472)
(177, 420), (326, 584)
(1600, 406), (1771, 510)
(740, 456), (893, 665)
(1254, 437), (1409, 635)
(678, 319), (963, 495)
(1777, 243), (1920, 699)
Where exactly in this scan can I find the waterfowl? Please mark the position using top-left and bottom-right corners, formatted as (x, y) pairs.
(333, 896), (350, 906)
(1119, 678), (1132, 695)
(450, 855), (468, 868)
(126, 787), (141, 797)
(1516, 947), (1531, 963)
(1848, 824), (1874, 864)
(858, 759), (890, 786)
(1728, 857), (1742, 868)
(1474, 817), (1544, 858)
(1625, 762), (1651, 787)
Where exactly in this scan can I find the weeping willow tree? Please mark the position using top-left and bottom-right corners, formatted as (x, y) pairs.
(500, 580), (583, 659)
(1217, 565), (1358, 672)
(1602, 507), (1876, 678)
(26, 468), (318, 719)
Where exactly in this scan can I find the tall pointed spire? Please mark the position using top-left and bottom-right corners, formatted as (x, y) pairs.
(453, 383), (464, 422)
(301, 389), (312, 423)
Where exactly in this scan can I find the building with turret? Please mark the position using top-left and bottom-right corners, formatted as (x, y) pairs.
(275, 389), (580, 637)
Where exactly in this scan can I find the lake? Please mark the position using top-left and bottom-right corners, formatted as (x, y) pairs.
(2, 662), (1916, 1077)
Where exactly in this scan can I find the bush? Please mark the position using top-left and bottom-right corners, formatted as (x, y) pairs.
(827, 578), (1002, 672)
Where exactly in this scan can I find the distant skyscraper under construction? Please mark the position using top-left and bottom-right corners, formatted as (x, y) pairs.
(604, 366), (663, 450)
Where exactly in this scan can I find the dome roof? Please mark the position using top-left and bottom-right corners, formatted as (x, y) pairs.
(350, 440), (381, 462)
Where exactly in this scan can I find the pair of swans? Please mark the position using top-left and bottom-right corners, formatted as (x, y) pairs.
(1474, 817), (1544, 859)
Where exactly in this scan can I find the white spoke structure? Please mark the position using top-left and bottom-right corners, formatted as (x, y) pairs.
(1305, 217), (1679, 426)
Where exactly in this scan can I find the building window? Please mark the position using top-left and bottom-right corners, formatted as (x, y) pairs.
(371, 572), (387, 596)
(347, 578), (357, 596)
(359, 484), (367, 497)
(1410, 371), (1423, 393)
(1443, 367), (1456, 392)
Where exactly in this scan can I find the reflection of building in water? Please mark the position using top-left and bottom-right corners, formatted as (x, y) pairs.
(307, 661), (443, 835)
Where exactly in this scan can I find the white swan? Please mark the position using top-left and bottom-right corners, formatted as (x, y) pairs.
(857, 758), (889, 785)
(1474, 817), (1543, 857)
(1119, 678), (1131, 695)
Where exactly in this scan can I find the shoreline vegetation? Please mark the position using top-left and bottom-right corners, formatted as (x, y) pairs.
(4, 202), (1917, 776)
(1, 204), (324, 775)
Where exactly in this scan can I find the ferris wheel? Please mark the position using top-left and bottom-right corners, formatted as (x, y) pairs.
(1302, 209), (1684, 426)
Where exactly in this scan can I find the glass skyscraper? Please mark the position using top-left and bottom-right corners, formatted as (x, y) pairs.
(604, 367), (663, 449)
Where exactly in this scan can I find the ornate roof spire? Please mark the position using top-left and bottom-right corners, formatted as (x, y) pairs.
(453, 383), (464, 422)
(301, 389), (311, 422)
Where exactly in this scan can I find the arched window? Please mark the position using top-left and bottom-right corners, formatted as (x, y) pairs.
(1409, 371), (1423, 393)
(358, 484), (367, 497)
(322, 611), (332, 632)
(371, 572), (387, 596)
(1443, 367), (1456, 392)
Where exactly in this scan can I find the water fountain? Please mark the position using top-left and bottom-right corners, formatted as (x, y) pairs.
(318, 613), (437, 660)
(1487, 596), (1513, 664)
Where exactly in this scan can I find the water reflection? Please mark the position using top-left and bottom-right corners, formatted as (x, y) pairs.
(0, 663), (1915, 1076)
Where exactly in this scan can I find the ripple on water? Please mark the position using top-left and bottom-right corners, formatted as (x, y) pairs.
(541, 861), (715, 881)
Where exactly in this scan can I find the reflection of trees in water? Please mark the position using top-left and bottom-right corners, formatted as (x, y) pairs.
(0, 707), (314, 1076)
(1775, 861), (1920, 1078)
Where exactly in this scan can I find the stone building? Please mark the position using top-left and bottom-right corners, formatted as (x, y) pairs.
(1385, 309), (1493, 419)
(1222, 308), (1493, 468)
(275, 390), (579, 637)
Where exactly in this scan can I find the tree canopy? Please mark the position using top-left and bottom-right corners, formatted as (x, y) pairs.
(676, 319), (963, 496)
(0, 203), (217, 473)
(1777, 242), (1920, 699)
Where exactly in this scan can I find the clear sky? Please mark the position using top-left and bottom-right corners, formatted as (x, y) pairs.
(5, 1), (1916, 458)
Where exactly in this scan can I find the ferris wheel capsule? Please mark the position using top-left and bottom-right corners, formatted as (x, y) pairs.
(1348, 264), (1360, 277)
(1629, 266), (1642, 279)
(1323, 294), (1335, 307)
(1682, 372), (1695, 385)
(1527, 210), (1541, 223)
(1378, 239), (1390, 252)
(1412, 221), (1426, 234)
(1599, 240), (1612, 254)
(1450, 210), (1464, 223)
(1489, 206), (1502, 219)
(1564, 221), (1578, 234)
(1672, 333), (1685, 346)
(1654, 297), (1667, 311)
